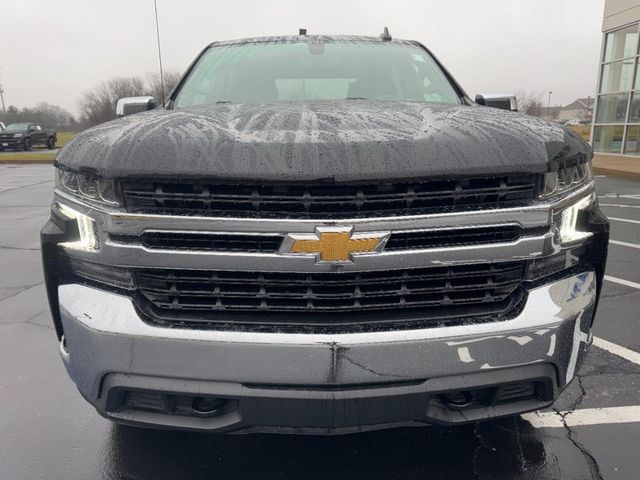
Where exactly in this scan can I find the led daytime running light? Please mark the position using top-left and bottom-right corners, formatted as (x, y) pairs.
(57, 203), (100, 252)
(554, 194), (595, 244)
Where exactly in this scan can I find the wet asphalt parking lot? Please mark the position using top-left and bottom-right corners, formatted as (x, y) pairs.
(1, 164), (639, 480)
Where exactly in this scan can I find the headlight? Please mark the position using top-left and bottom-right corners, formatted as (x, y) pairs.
(56, 203), (100, 251)
(552, 194), (595, 245)
(541, 162), (593, 198)
(55, 169), (122, 206)
(13, 133), (23, 138)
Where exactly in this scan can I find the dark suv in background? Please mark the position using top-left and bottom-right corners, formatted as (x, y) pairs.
(0, 122), (56, 150)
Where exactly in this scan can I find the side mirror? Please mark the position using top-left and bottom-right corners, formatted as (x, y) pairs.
(475, 94), (518, 112)
(116, 96), (157, 117)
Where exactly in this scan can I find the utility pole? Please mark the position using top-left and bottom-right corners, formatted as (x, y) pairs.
(547, 91), (553, 120)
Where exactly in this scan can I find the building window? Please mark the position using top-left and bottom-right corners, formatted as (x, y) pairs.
(593, 24), (640, 155)
(593, 126), (624, 153)
(596, 92), (629, 123)
(628, 92), (640, 122)
(600, 59), (635, 93)
(603, 25), (639, 62)
(625, 125), (640, 154)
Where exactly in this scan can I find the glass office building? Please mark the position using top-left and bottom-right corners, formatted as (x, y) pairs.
(593, 1), (640, 155)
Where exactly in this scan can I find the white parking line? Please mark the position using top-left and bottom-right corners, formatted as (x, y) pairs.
(601, 203), (640, 209)
(522, 328), (640, 428)
(523, 406), (640, 428)
(608, 216), (640, 225)
(521, 243), (640, 429)
(599, 194), (640, 200)
(605, 275), (640, 290)
(593, 337), (640, 366)
(610, 240), (640, 250)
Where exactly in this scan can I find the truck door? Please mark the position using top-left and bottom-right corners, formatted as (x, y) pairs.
(33, 125), (46, 143)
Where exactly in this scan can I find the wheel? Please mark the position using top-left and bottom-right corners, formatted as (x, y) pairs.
(47, 137), (55, 149)
(23, 138), (32, 151)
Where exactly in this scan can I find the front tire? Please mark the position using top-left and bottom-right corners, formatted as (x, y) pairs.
(47, 137), (55, 149)
(23, 138), (32, 151)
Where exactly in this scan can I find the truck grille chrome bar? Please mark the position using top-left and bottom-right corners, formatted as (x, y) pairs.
(121, 175), (540, 219)
(112, 224), (524, 253)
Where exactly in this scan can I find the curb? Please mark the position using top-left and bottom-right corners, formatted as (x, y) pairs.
(593, 166), (640, 182)
(0, 159), (54, 165)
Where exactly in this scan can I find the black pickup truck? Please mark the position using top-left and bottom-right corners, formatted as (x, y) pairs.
(0, 122), (56, 150)
(43, 32), (609, 434)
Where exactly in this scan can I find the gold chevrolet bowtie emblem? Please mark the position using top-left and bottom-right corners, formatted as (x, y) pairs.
(280, 227), (390, 263)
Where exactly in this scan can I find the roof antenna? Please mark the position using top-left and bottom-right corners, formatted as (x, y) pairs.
(153, 0), (165, 107)
(299, 28), (307, 36)
(379, 26), (392, 41)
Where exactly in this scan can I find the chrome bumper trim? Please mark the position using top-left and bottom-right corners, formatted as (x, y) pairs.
(58, 271), (596, 399)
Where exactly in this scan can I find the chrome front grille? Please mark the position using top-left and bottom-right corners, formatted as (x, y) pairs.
(136, 262), (525, 318)
(115, 225), (524, 253)
(55, 177), (596, 331)
(121, 175), (540, 219)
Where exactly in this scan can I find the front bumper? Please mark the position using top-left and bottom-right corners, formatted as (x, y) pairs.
(59, 270), (596, 433)
(0, 138), (23, 149)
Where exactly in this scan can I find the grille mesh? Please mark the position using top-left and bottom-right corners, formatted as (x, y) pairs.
(121, 175), (539, 219)
(138, 232), (283, 252)
(384, 226), (522, 251)
(136, 262), (525, 316)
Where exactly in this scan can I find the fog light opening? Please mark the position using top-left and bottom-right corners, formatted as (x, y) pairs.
(439, 391), (473, 409)
(191, 396), (226, 418)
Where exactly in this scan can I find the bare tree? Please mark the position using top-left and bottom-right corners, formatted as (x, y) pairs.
(78, 71), (183, 127)
(516, 90), (545, 117)
(30, 102), (77, 129)
(0, 102), (77, 131)
(146, 70), (182, 104)
(78, 76), (146, 127)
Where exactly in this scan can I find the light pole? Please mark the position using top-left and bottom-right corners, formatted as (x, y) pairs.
(0, 83), (5, 113)
(153, 0), (165, 106)
(547, 91), (553, 120)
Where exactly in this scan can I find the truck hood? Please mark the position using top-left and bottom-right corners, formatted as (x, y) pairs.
(0, 129), (28, 136)
(56, 101), (589, 182)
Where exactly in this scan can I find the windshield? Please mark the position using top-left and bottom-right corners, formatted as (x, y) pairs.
(174, 40), (461, 107)
(5, 123), (29, 131)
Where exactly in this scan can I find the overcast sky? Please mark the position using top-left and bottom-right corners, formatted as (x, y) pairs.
(1, 0), (605, 116)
